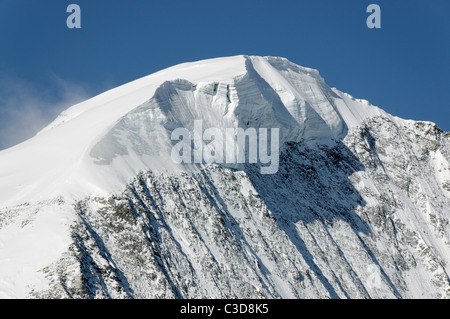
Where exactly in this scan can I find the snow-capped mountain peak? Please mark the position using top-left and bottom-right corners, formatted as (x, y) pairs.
(0, 55), (385, 207)
(1, 56), (450, 299)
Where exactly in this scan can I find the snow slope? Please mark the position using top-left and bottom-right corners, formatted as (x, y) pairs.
(0, 56), (246, 207)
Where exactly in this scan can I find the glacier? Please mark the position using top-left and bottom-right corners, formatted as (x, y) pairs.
(0, 55), (449, 298)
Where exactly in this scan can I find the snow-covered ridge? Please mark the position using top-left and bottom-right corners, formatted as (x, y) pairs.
(0, 55), (388, 207)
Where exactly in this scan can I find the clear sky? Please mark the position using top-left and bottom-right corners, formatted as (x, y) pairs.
(0, 0), (449, 150)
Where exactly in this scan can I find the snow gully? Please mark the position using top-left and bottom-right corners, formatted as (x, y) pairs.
(171, 120), (280, 174)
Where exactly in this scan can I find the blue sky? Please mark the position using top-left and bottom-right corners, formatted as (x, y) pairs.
(0, 0), (449, 150)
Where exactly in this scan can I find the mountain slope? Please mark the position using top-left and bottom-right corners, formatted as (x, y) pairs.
(0, 56), (449, 298)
